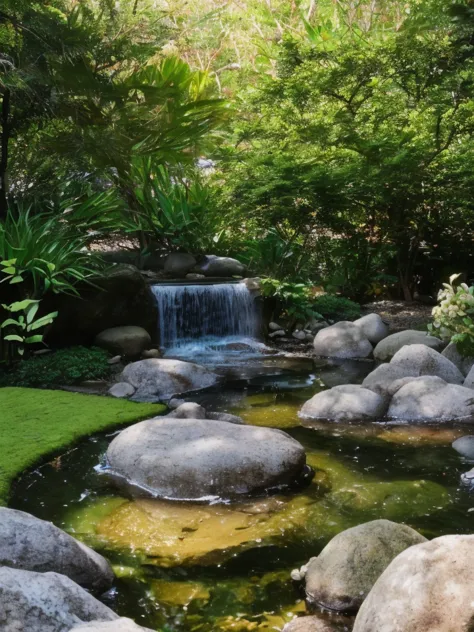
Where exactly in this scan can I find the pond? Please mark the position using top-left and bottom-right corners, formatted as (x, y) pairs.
(9, 355), (474, 632)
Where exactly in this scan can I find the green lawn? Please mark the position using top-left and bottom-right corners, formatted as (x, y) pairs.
(0, 387), (165, 506)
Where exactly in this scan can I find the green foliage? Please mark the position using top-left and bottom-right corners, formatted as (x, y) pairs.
(312, 295), (361, 322)
(0, 346), (112, 388)
(0, 207), (102, 297)
(0, 298), (57, 361)
(0, 387), (165, 505)
(260, 278), (322, 326)
(429, 274), (474, 355)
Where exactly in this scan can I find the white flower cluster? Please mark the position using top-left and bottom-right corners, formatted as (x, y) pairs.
(431, 276), (474, 341)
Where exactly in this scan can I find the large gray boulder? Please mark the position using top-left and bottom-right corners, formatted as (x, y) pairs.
(106, 418), (306, 499)
(300, 520), (426, 613)
(373, 330), (443, 362)
(194, 255), (246, 277)
(361, 363), (419, 400)
(299, 385), (387, 422)
(353, 314), (389, 345)
(0, 567), (117, 632)
(442, 342), (474, 377)
(0, 508), (113, 592)
(388, 376), (474, 422)
(313, 322), (373, 359)
(121, 359), (220, 401)
(390, 344), (464, 384)
(94, 326), (151, 359)
(353, 535), (474, 632)
(72, 619), (154, 632)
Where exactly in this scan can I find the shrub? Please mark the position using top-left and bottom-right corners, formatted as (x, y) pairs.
(312, 295), (361, 322)
(429, 274), (474, 356)
(0, 346), (112, 388)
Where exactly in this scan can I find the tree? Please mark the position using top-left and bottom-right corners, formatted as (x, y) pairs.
(215, 1), (474, 299)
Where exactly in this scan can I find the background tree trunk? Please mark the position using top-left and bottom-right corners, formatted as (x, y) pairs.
(0, 88), (11, 221)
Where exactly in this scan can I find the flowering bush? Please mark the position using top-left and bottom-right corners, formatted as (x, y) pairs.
(429, 274), (474, 355)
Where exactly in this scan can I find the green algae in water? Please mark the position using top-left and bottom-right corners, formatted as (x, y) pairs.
(9, 374), (474, 631)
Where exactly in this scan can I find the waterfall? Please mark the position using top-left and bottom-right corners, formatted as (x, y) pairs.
(151, 283), (261, 354)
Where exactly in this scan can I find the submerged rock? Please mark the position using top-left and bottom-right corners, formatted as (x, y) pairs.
(121, 358), (220, 400)
(0, 567), (117, 631)
(106, 418), (306, 499)
(96, 496), (312, 567)
(0, 508), (113, 592)
(390, 344), (464, 384)
(353, 535), (474, 632)
(326, 478), (449, 522)
(373, 330), (443, 362)
(72, 620), (154, 632)
(313, 322), (373, 359)
(353, 313), (389, 345)
(452, 435), (474, 459)
(299, 385), (387, 422)
(388, 376), (474, 421)
(283, 617), (340, 632)
(301, 520), (426, 613)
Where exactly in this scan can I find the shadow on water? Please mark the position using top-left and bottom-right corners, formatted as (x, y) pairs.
(9, 355), (474, 631)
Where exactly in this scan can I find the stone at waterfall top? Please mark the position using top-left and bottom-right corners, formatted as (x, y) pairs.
(119, 358), (220, 401)
(106, 417), (307, 500)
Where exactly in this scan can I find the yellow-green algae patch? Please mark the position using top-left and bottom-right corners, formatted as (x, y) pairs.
(94, 495), (316, 567)
(232, 394), (301, 429)
(0, 387), (165, 505)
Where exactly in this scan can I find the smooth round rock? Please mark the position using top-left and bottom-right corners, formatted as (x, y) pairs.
(362, 363), (419, 399)
(95, 326), (151, 359)
(353, 313), (389, 345)
(373, 330), (443, 362)
(106, 418), (306, 499)
(164, 253), (197, 277)
(165, 402), (207, 419)
(452, 435), (474, 459)
(121, 359), (220, 400)
(313, 322), (373, 359)
(388, 376), (474, 422)
(302, 519), (426, 612)
(0, 508), (113, 592)
(442, 342), (474, 377)
(108, 382), (136, 399)
(0, 567), (117, 631)
(353, 535), (474, 632)
(390, 344), (464, 384)
(299, 385), (387, 422)
(194, 255), (246, 277)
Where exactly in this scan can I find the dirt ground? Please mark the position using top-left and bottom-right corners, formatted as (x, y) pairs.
(361, 300), (433, 332)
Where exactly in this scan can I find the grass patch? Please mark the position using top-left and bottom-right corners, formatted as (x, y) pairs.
(0, 387), (165, 506)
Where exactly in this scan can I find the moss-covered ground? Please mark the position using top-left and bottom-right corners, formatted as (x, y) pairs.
(0, 387), (165, 506)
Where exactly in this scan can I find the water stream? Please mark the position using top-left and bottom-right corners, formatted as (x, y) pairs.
(10, 359), (474, 632)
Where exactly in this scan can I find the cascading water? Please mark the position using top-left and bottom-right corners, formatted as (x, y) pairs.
(151, 282), (263, 362)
